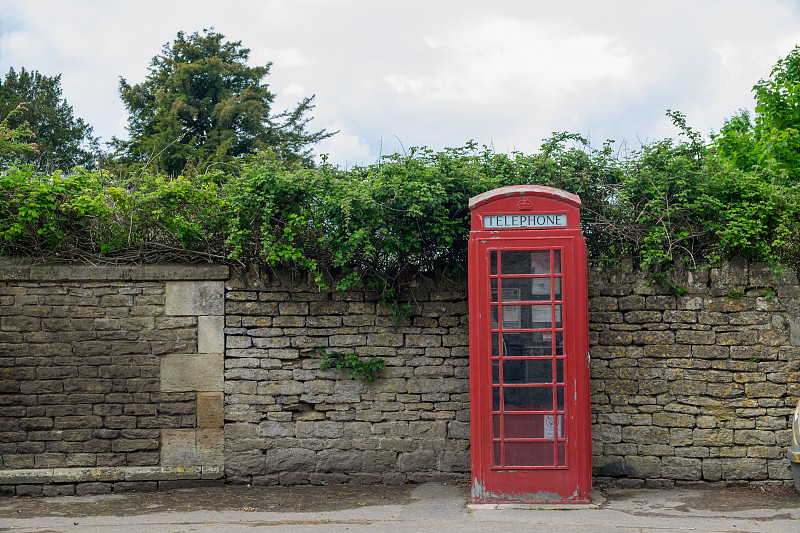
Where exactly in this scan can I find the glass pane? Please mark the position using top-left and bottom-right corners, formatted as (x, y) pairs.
(501, 305), (521, 329)
(529, 278), (551, 301)
(500, 278), (544, 302)
(557, 387), (564, 411)
(505, 442), (554, 466)
(504, 387), (552, 410)
(490, 251), (498, 275)
(502, 332), (553, 356)
(530, 250), (551, 275)
(492, 333), (500, 356)
(555, 332), (563, 355)
(492, 360), (499, 384)
(491, 306), (498, 329)
(502, 359), (553, 384)
(501, 251), (537, 275)
(556, 359), (564, 383)
(504, 413), (551, 438)
(491, 278), (498, 302)
(557, 441), (566, 466)
(554, 250), (562, 274)
(555, 305), (562, 328)
(530, 305), (552, 328)
(554, 278), (562, 300)
(492, 388), (500, 411)
(545, 414), (565, 439)
(493, 442), (502, 466)
(493, 414), (501, 438)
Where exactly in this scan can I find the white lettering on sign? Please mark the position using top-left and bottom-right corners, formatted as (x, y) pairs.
(483, 213), (567, 230)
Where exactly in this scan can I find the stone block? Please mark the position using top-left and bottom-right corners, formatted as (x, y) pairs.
(114, 481), (159, 492)
(316, 450), (362, 472)
(409, 421), (446, 440)
(43, 484), (76, 496)
(631, 331), (674, 345)
(717, 331), (758, 346)
(644, 344), (691, 358)
(652, 411), (695, 428)
(721, 458), (767, 480)
(367, 332), (404, 347)
(625, 311), (663, 323)
(790, 318), (800, 347)
(669, 428), (694, 447)
(258, 421), (294, 437)
(161, 429), (223, 467)
(662, 457), (701, 480)
(676, 330), (716, 345)
(624, 455), (661, 478)
(279, 301), (309, 315)
(744, 382), (785, 398)
(733, 429), (776, 446)
(621, 426), (669, 444)
(447, 421), (470, 440)
(663, 310), (697, 323)
(646, 296), (676, 310)
(398, 449), (438, 472)
(264, 448), (315, 473)
(165, 281), (224, 316)
(594, 456), (624, 477)
(0, 468), (53, 484)
(198, 315), (224, 354)
(618, 295), (646, 311)
(599, 331), (633, 345)
(75, 482), (113, 495)
(196, 428), (224, 465)
(197, 392), (224, 428)
(589, 297), (618, 311)
(161, 353), (223, 392)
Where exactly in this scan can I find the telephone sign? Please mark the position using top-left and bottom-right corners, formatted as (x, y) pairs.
(468, 185), (591, 504)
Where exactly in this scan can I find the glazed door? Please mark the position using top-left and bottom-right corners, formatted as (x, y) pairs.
(470, 237), (590, 502)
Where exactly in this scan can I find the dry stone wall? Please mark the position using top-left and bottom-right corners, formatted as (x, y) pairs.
(589, 259), (800, 488)
(0, 261), (228, 496)
(223, 269), (471, 485)
(2, 258), (799, 493)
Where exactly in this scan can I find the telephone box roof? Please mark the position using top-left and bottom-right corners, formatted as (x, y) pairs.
(469, 185), (581, 211)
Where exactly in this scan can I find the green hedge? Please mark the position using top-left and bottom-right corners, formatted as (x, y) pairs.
(2, 130), (799, 296)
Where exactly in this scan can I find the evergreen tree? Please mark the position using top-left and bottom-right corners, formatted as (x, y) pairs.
(0, 67), (98, 171)
(115, 29), (333, 175)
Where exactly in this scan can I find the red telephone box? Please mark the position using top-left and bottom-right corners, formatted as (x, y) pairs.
(468, 185), (591, 504)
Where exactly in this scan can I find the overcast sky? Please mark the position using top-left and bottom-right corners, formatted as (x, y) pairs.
(2, 0), (800, 167)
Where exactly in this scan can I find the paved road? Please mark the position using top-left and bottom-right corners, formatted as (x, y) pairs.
(2, 482), (800, 532)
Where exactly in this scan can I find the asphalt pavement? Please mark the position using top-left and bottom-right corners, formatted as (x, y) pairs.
(2, 482), (800, 533)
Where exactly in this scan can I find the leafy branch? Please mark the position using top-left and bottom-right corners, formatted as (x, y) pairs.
(313, 348), (386, 383)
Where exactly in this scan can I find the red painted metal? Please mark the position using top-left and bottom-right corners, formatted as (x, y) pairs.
(468, 185), (591, 504)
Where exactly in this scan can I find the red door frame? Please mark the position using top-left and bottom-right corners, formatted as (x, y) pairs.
(468, 186), (591, 504)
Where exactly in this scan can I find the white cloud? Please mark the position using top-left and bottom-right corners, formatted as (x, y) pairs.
(3, 0), (800, 166)
(281, 83), (307, 97)
(252, 48), (309, 69)
(314, 122), (375, 168)
(383, 17), (634, 106)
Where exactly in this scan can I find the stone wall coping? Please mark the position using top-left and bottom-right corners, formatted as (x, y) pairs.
(0, 466), (224, 485)
(0, 258), (229, 281)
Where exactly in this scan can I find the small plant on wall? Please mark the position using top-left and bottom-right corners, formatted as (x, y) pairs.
(312, 348), (386, 383)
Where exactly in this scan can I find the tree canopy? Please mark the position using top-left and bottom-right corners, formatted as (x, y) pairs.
(3, 40), (800, 305)
(114, 29), (333, 175)
(0, 67), (98, 171)
(714, 46), (800, 182)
